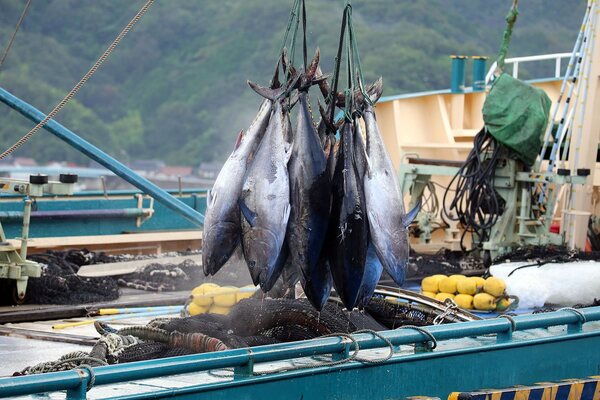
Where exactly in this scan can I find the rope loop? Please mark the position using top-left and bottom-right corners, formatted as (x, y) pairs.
(397, 325), (438, 350)
(558, 307), (587, 324)
(496, 314), (517, 332)
(353, 329), (394, 364)
(75, 364), (96, 392)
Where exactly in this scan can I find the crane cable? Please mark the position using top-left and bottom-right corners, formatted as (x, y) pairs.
(0, 0), (32, 71)
(0, 0), (155, 160)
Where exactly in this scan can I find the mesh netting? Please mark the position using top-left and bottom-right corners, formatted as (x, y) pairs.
(118, 259), (205, 292)
(26, 250), (120, 305)
(17, 296), (456, 374)
(493, 245), (600, 264)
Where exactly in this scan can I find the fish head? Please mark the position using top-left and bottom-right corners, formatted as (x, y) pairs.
(202, 221), (240, 275)
(243, 227), (281, 279)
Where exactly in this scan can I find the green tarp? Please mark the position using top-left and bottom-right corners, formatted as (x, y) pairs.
(482, 73), (551, 166)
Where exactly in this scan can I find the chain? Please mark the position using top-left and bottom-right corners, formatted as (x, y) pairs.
(0, 0), (32, 70)
(433, 298), (459, 325)
(0, 0), (155, 160)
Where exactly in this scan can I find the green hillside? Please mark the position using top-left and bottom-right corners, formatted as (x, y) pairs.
(0, 0), (587, 166)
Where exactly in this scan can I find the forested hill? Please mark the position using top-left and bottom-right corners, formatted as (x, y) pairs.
(0, 0), (586, 166)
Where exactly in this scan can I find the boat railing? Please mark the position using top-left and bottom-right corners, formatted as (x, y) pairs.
(0, 306), (598, 399)
(485, 52), (576, 84)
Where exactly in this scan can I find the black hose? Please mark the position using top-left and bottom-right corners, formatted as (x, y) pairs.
(442, 128), (504, 250)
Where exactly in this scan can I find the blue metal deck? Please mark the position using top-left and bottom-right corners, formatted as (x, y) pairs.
(1, 307), (599, 399)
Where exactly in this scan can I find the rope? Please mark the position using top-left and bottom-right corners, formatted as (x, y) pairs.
(76, 364), (96, 392)
(496, 314), (517, 332)
(557, 307), (587, 324)
(253, 333), (360, 375)
(0, 0), (31, 70)
(353, 329), (395, 364)
(0, 0), (155, 160)
(397, 325), (438, 350)
(495, 0), (519, 75)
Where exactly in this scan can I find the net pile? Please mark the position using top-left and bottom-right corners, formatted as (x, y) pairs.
(493, 245), (600, 264)
(118, 259), (205, 292)
(17, 297), (454, 375)
(26, 250), (119, 305)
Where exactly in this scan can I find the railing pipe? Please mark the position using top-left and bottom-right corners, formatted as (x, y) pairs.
(2, 307), (600, 398)
(0, 87), (204, 226)
(0, 208), (151, 220)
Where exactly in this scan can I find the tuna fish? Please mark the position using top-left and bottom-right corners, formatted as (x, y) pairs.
(202, 99), (272, 276)
(329, 119), (369, 310)
(362, 102), (419, 286)
(240, 81), (294, 290)
(287, 89), (332, 310)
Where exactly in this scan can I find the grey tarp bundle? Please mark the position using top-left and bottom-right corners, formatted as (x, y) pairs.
(482, 73), (551, 166)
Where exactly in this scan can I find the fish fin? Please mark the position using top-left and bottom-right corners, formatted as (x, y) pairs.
(248, 80), (282, 101)
(403, 200), (421, 229)
(283, 203), (291, 224)
(207, 189), (213, 208)
(284, 140), (294, 164)
(367, 209), (379, 230)
(271, 61), (281, 89)
(234, 130), (244, 150)
(367, 77), (384, 104)
(239, 199), (257, 227)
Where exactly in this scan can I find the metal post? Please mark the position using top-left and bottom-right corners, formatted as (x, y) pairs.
(471, 56), (487, 91)
(0, 87), (204, 226)
(20, 198), (31, 260)
(450, 55), (467, 93)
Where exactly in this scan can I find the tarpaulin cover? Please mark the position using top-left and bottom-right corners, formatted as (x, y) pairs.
(483, 73), (551, 166)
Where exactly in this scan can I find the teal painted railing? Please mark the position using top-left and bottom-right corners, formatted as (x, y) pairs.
(0, 189), (207, 238)
(0, 307), (598, 399)
(0, 87), (204, 226)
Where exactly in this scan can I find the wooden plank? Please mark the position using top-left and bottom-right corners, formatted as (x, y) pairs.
(0, 290), (190, 324)
(77, 254), (202, 277)
(7, 231), (202, 247)
(0, 326), (97, 345)
(7, 230), (202, 255)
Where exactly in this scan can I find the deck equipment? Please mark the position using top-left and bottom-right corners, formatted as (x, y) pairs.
(0, 174), (77, 303)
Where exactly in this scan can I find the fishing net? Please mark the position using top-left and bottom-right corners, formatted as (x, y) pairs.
(493, 245), (600, 264)
(118, 258), (205, 292)
(14, 249), (210, 305)
(25, 250), (120, 305)
(17, 296), (461, 375)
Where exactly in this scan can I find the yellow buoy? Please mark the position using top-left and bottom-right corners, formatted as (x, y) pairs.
(454, 294), (474, 309)
(438, 277), (459, 294)
(483, 277), (506, 297)
(188, 302), (208, 316)
(457, 278), (477, 295)
(470, 276), (486, 291)
(236, 288), (255, 302)
(421, 291), (437, 299)
(209, 305), (231, 315)
(213, 286), (238, 307)
(435, 292), (455, 302)
(192, 283), (220, 306)
(473, 293), (497, 311)
(449, 274), (467, 280)
(421, 275), (445, 293)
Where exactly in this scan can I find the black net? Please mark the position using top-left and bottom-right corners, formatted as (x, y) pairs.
(118, 259), (205, 292)
(18, 296), (459, 374)
(25, 250), (120, 305)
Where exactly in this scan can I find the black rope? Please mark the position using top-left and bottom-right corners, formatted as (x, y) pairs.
(442, 128), (504, 250)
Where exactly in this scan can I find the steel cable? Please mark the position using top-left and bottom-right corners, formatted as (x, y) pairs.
(0, 0), (155, 160)
(0, 0), (32, 70)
